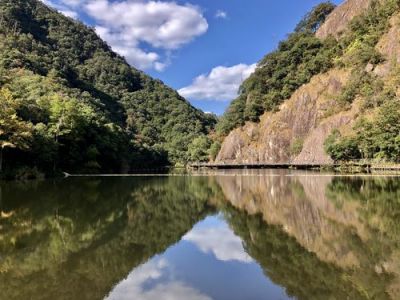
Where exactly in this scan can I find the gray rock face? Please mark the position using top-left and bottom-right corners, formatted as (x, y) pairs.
(316, 0), (372, 39)
(374, 13), (400, 76)
(216, 70), (353, 164)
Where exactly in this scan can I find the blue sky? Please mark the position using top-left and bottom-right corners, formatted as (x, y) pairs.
(42, 0), (342, 115)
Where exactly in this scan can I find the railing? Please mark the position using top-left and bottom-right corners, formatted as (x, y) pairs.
(189, 160), (400, 170)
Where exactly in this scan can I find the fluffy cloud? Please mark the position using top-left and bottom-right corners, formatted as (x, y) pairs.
(178, 63), (257, 101)
(183, 224), (253, 263)
(85, 0), (208, 49)
(95, 25), (161, 70)
(40, 0), (208, 71)
(106, 258), (212, 300)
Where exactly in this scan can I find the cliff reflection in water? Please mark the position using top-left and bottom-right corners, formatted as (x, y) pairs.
(215, 170), (400, 299)
(0, 171), (400, 299)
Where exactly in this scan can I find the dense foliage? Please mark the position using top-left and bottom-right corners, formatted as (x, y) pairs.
(0, 0), (216, 176)
(295, 2), (336, 33)
(324, 0), (400, 162)
(216, 2), (338, 135)
(325, 99), (400, 162)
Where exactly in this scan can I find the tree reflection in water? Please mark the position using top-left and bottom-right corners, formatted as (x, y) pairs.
(0, 171), (400, 299)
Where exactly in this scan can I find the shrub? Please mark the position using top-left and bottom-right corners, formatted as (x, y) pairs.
(290, 138), (304, 156)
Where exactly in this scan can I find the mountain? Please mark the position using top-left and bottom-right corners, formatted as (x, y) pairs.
(0, 0), (216, 177)
(215, 0), (400, 164)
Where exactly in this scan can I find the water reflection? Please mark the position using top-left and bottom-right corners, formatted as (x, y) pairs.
(1, 171), (400, 299)
(107, 216), (289, 300)
(183, 217), (253, 263)
(0, 177), (215, 300)
(214, 170), (400, 299)
(106, 258), (212, 300)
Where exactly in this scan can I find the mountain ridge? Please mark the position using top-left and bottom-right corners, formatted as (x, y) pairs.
(0, 0), (216, 177)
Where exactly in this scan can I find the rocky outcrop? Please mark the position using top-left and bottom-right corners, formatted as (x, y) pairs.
(374, 13), (400, 76)
(293, 103), (359, 164)
(316, 0), (372, 39)
(216, 69), (354, 164)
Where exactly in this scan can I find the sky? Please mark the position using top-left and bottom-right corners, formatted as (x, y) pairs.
(41, 0), (343, 115)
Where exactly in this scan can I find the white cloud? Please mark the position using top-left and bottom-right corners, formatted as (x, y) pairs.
(215, 10), (228, 19)
(183, 225), (253, 263)
(178, 63), (257, 101)
(40, 0), (209, 71)
(85, 0), (208, 49)
(106, 258), (212, 300)
(84, 0), (208, 70)
(95, 25), (161, 70)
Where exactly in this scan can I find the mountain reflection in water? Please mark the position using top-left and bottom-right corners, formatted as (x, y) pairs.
(0, 170), (399, 299)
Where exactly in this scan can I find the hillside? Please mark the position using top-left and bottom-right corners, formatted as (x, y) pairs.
(215, 0), (400, 164)
(0, 0), (216, 177)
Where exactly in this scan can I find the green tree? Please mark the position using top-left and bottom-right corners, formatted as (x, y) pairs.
(295, 2), (336, 33)
(188, 135), (212, 162)
(0, 88), (32, 172)
(372, 100), (400, 161)
(209, 141), (222, 161)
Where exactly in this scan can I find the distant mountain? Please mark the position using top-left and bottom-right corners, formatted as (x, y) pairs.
(215, 0), (400, 164)
(0, 0), (216, 177)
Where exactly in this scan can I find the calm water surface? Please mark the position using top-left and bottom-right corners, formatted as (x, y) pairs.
(1, 170), (400, 299)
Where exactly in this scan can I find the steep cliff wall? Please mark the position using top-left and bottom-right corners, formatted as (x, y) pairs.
(216, 0), (400, 164)
(374, 12), (400, 76)
(316, 0), (372, 39)
(216, 69), (354, 163)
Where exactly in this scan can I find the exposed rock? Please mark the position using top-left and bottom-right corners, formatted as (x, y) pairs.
(374, 13), (400, 76)
(293, 106), (358, 164)
(316, 0), (372, 39)
(216, 69), (351, 164)
(217, 0), (400, 165)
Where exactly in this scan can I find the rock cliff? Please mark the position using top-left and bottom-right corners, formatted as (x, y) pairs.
(216, 0), (399, 164)
(316, 0), (372, 39)
(216, 69), (354, 164)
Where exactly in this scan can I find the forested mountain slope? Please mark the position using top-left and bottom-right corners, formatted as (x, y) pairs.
(215, 0), (400, 164)
(0, 0), (216, 177)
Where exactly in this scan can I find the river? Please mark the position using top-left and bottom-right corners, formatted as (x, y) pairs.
(1, 170), (399, 299)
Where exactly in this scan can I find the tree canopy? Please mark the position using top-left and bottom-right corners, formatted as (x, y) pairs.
(0, 0), (216, 176)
